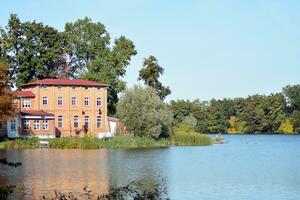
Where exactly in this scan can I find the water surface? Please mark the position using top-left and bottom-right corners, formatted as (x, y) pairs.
(0, 135), (300, 199)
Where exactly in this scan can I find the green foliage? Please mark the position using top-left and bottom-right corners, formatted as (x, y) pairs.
(172, 126), (213, 146)
(170, 91), (290, 134)
(0, 61), (14, 121)
(1, 15), (137, 115)
(283, 85), (300, 111)
(64, 18), (137, 114)
(181, 114), (197, 130)
(1, 14), (65, 87)
(138, 56), (171, 100)
(117, 85), (173, 138)
(292, 111), (300, 133)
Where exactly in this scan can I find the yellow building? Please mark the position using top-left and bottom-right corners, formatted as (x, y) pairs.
(3, 78), (110, 138)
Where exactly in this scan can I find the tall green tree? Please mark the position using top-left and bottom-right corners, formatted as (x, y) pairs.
(64, 17), (137, 114)
(0, 14), (65, 87)
(0, 60), (14, 121)
(283, 85), (300, 111)
(138, 56), (171, 100)
(117, 85), (172, 138)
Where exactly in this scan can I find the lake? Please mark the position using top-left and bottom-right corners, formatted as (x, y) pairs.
(1, 135), (300, 199)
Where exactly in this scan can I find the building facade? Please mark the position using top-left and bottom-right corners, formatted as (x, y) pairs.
(0, 79), (110, 138)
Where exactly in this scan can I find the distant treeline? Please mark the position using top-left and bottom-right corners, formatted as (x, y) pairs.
(169, 85), (300, 134)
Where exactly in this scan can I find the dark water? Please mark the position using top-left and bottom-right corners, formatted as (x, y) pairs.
(0, 135), (300, 200)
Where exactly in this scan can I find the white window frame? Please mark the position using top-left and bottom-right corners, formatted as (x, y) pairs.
(84, 97), (89, 106)
(97, 116), (102, 128)
(96, 97), (102, 106)
(58, 115), (63, 128)
(71, 97), (77, 106)
(57, 97), (63, 106)
(42, 97), (48, 105)
(10, 119), (16, 131)
(22, 99), (31, 108)
(34, 120), (40, 130)
(24, 120), (30, 130)
(74, 116), (79, 128)
(42, 120), (49, 130)
(84, 116), (89, 128)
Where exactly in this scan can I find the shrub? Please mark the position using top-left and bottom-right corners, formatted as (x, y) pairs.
(117, 85), (173, 139)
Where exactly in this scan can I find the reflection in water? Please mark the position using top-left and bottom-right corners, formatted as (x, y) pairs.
(107, 148), (169, 196)
(2, 135), (299, 200)
(0, 148), (170, 199)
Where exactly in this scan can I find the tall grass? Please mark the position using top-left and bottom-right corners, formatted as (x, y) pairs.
(171, 124), (213, 146)
(0, 127), (213, 149)
(0, 136), (171, 149)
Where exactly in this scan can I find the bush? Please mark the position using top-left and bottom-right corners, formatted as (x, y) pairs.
(117, 85), (173, 138)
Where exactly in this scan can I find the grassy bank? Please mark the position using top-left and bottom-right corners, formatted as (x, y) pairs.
(0, 136), (171, 149)
(0, 128), (213, 149)
(171, 125), (213, 146)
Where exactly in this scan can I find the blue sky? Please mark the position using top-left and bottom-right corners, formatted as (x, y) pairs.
(1, 0), (300, 101)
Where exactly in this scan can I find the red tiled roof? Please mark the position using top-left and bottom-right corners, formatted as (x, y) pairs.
(21, 110), (54, 116)
(15, 91), (35, 98)
(20, 79), (109, 87)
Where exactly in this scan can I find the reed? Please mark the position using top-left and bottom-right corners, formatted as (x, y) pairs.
(171, 125), (213, 146)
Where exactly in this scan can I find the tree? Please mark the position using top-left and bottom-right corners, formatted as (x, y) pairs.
(138, 56), (171, 100)
(292, 111), (300, 133)
(283, 85), (300, 111)
(0, 61), (14, 121)
(64, 18), (137, 114)
(278, 118), (294, 134)
(1, 14), (65, 87)
(117, 85), (172, 138)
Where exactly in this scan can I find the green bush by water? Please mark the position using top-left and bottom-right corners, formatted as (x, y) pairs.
(172, 124), (213, 146)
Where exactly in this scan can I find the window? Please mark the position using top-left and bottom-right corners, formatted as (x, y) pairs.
(10, 120), (16, 131)
(96, 97), (102, 106)
(43, 120), (49, 130)
(0, 122), (2, 130)
(22, 99), (31, 108)
(71, 97), (77, 106)
(97, 87), (101, 90)
(57, 97), (63, 106)
(85, 86), (88, 90)
(58, 85), (62, 90)
(42, 85), (47, 89)
(58, 115), (63, 128)
(34, 120), (40, 130)
(42, 97), (48, 105)
(74, 116), (79, 128)
(24, 120), (30, 130)
(84, 116), (89, 129)
(72, 86), (76, 90)
(84, 97), (89, 106)
(97, 116), (102, 128)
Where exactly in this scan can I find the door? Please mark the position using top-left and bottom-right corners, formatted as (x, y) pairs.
(7, 117), (19, 138)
